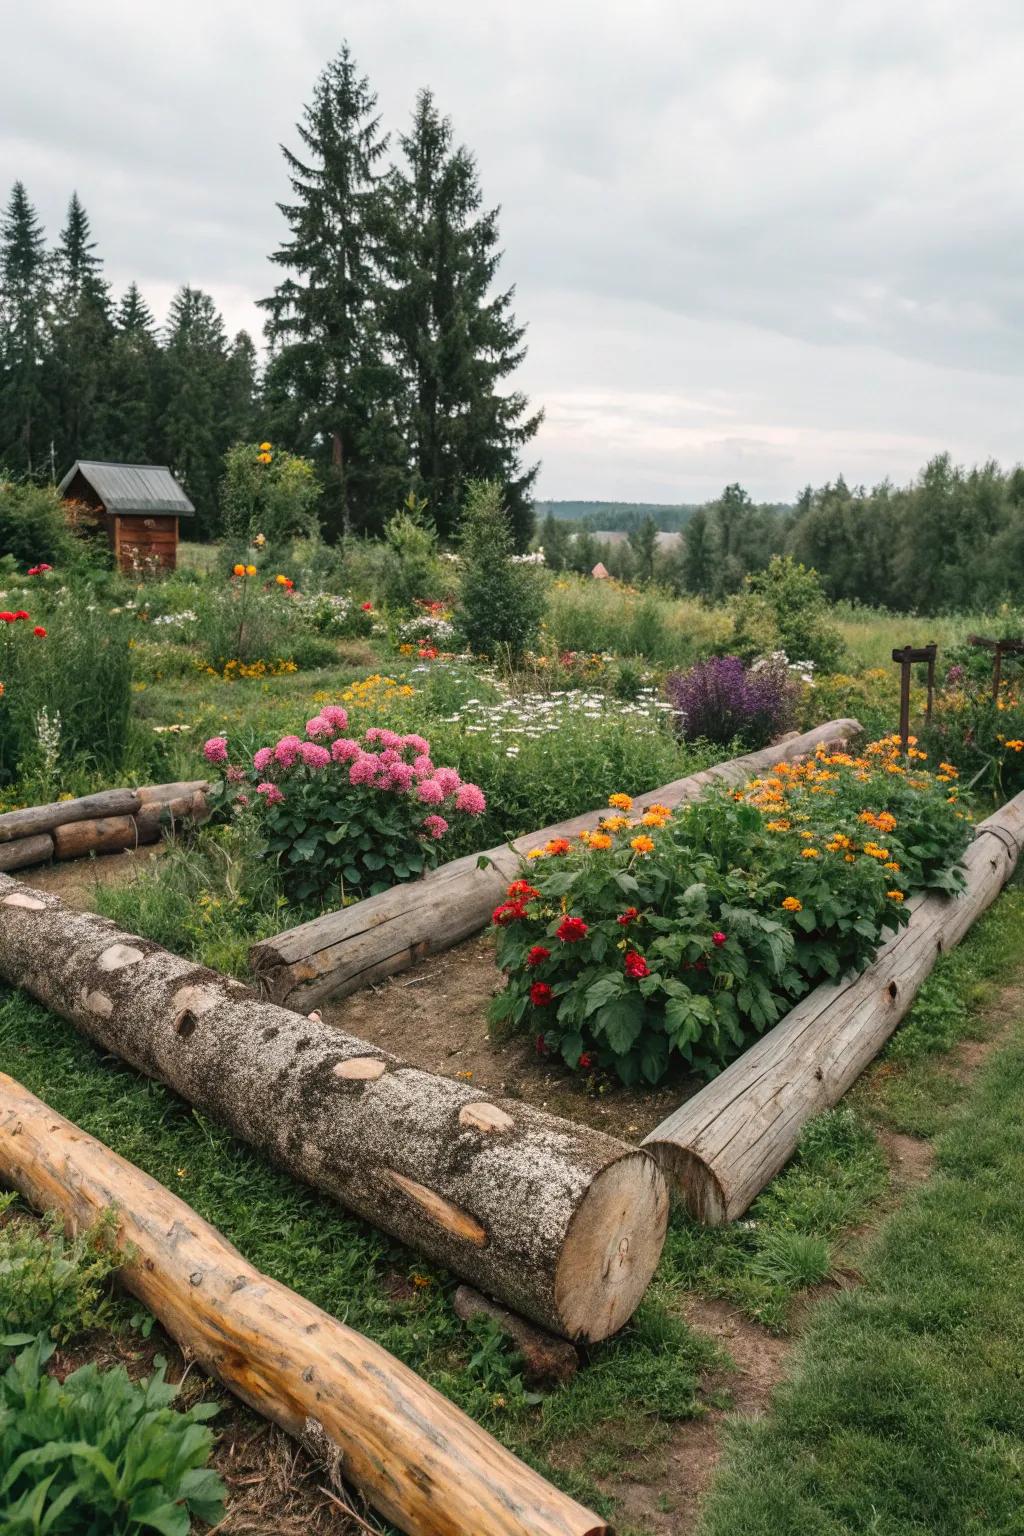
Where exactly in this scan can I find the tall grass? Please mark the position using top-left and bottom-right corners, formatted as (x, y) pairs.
(544, 578), (730, 668)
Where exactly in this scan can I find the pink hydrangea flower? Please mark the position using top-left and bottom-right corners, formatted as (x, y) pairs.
(455, 782), (486, 815)
(299, 741), (331, 769)
(379, 747), (403, 766)
(256, 782), (284, 804)
(253, 746), (274, 773)
(226, 765), (246, 783)
(274, 735), (303, 767)
(402, 733), (430, 757)
(349, 753), (380, 786)
(422, 814), (449, 840)
(417, 778), (446, 805)
(236, 793), (250, 808)
(433, 766), (461, 794)
(386, 762), (416, 791)
(365, 727), (402, 750)
(321, 705), (349, 730)
(412, 754), (434, 778)
(331, 737), (362, 763)
(305, 716), (332, 739)
(203, 736), (228, 764)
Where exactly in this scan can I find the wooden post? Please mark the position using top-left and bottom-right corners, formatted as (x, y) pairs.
(967, 635), (1024, 705)
(891, 644), (936, 753)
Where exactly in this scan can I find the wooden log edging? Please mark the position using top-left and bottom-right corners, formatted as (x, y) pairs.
(0, 877), (668, 1342)
(0, 780), (208, 870)
(642, 791), (1024, 1224)
(0, 1074), (607, 1536)
(250, 718), (862, 1011)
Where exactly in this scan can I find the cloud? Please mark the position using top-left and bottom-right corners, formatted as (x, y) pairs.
(3, 0), (1022, 500)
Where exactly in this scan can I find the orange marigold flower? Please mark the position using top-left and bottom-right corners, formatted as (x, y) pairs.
(630, 834), (655, 855)
(887, 889), (904, 902)
(232, 563), (245, 576)
(245, 564), (257, 576)
(883, 861), (900, 872)
(588, 832), (613, 850)
(765, 819), (791, 832)
(544, 837), (571, 856)
(781, 896), (802, 911)
(801, 847), (820, 859)
(608, 792), (633, 811)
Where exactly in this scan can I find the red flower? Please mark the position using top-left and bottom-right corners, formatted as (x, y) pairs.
(556, 915), (588, 943)
(526, 945), (551, 967)
(13, 611), (29, 621)
(617, 906), (639, 926)
(535, 1033), (549, 1054)
(26, 566), (40, 576)
(712, 931), (727, 947)
(507, 880), (540, 901)
(33, 626), (46, 638)
(530, 982), (553, 1007)
(578, 1052), (594, 1069)
(361, 601), (373, 611)
(624, 951), (650, 979)
(0, 613), (14, 624)
(492, 900), (526, 927)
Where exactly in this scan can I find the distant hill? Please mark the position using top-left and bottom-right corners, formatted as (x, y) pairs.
(534, 500), (701, 533)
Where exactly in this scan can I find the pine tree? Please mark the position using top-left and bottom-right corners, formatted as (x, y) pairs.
(158, 285), (239, 536)
(0, 182), (51, 473)
(105, 283), (161, 462)
(259, 44), (407, 538)
(627, 514), (659, 583)
(385, 90), (541, 546)
(47, 193), (114, 467)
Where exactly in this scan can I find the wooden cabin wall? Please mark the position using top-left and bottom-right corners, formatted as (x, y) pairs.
(115, 516), (179, 573)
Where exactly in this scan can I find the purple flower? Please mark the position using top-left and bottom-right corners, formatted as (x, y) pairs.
(417, 778), (446, 805)
(433, 765), (461, 795)
(412, 754), (435, 778)
(665, 656), (798, 749)
(203, 736), (228, 764)
(402, 733), (430, 757)
(305, 716), (333, 739)
(274, 735), (303, 767)
(256, 781), (284, 805)
(321, 704), (349, 730)
(386, 762), (416, 791)
(331, 737), (362, 763)
(349, 753), (380, 786)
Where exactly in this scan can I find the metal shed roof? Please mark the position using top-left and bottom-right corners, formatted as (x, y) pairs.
(58, 461), (195, 517)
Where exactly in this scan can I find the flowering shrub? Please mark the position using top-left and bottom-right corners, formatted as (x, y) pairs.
(665, 654), (798, 748)
(205, 708), (487, 903)
(920, 668), (1024, 801)
(489, 738), (971, 1085)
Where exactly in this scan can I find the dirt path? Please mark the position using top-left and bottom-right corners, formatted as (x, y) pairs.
(18, 846), (165, 909)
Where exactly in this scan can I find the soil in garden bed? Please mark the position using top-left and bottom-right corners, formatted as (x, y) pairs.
(321, 933), (694, 1142)
(20, 845), (165, 910)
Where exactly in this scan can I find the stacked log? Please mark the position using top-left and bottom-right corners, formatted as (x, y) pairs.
(0, 1073), (607, 1536)
(0, 780), (208, 871)
(0, 877), (668, 1341)
(250, 718), (862, 1011)
(643, 790), (1024, 1223)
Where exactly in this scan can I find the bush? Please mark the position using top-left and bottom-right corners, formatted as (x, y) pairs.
(730, 556), (844, 672)
(665, 654), (798, 748)
(0, 1199), (121, 1342)
(489, 738), (971, 1084)
(456, 481), (545, 663)
(0, 1334), (225, 1534)
(379, 495), (446, 611)
(194, 569), (303, 674)
(221, 439), (320, 544)
(204, 706), (488, 905)
(0, 477), (77, 568)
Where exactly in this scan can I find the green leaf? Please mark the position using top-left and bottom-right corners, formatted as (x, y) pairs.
(594, 995), (645, 1054)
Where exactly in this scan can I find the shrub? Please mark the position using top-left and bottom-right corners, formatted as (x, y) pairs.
(205, 707), (488, 905)
(221, 439), (320, 544)
(489, 738), (971, 1084)
(456, 481), (545, 664)
(194, 568), (303, 673)
(379, 495), (445, 611)
(0, 1200), (121, 1342)
(0, 477), (77, 568)
(730, 555), (844, 671)
(0, 1334), (225, 1534)
(665, 654), (798, 748)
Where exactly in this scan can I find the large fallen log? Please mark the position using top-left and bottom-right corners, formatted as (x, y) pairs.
(0, 877), (667, 1341)
(251, 718), (861, 1011)
(643, 791), (1024, 1223)
(0, 1074), (606, 1536)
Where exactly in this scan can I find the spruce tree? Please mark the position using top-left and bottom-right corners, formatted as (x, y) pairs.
(105, 283), (161, 462)
(0, 182), (51, 473)
(259, 44), (407, 538)
(385, 89), (541, 546)
(158, 285), (239, 536)
(48, 192), (114, 466)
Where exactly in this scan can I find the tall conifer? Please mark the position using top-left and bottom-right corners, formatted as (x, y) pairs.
(0, 181), (50, 473)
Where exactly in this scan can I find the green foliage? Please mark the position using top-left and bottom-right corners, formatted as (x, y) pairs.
(193, 573), (306, 672)
(455, 480), (545, 663)
(0, 1334), (225, 1534)
(0, 478), (76, 568)
(490, 742), (971, 1084)
(220, 440), (320, 545)
(0, 1203), (121, 1343)
(378, 495), (445, 610)
(730, 555), (844, 671)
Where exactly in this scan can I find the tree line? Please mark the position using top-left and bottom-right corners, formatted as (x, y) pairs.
(541, 458), (1024, 614)
(0, 44), (538, 545)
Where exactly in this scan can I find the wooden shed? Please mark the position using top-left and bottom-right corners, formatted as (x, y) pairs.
(57, 461), (194, 574)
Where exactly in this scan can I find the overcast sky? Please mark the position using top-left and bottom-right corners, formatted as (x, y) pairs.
(3, 0), (1022, 502)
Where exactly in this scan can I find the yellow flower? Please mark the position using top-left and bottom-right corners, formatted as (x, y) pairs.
(411, 1272), (432, 1289)
(630, 834), (655, 855)
(588, 832), (613, 851)
(781, 896), (802, 912)
(844, 853), (856, 863)
(765, 819), (791, 832)
(526, 848), (545, 860)
(259, 440), (272, 451)
(641, 811), (670, 828)
(245, 564), (257, 576)
(601, 815), (630, 833)
(275, 573), (289, 585)
(887, 889), (904, 902)
(883, 861), (900, 872)
(608, 792), (633, 812)
(801, 847), (820, 858)
(645, 803), (671, 817)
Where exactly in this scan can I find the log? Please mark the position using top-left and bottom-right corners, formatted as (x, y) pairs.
(643, 792), (1024, 1224)
(0, 878), (668, 1341)
(135, 778), (209, 806)
(251, 718), (862, 1010)
(0, 788), (141, 843)
(0, 833), (53, 872)
(53, 814), (140, 860)
(0, 1075), (606, 1536)
(453, 1285), (580, 1386)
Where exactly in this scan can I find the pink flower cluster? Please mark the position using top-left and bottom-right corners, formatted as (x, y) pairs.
(205, 706), (486, 845)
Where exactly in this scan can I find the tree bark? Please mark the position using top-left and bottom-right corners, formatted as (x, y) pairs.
(53, 814), (143, 860)
(0, 788), (141, 843)
(0, 878), (667, 1341)
(0, 834), (53, 872)
(643, 793), (1024, 1223)
(250, 719), (861, 1011)
(453, 1285), (580, 1386)
(0, 1072), (607, 1536)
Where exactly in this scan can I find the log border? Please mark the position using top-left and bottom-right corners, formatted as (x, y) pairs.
(0, 780), (208, 870)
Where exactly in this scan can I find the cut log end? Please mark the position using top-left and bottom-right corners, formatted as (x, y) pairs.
(554, 1151), (670, 1342)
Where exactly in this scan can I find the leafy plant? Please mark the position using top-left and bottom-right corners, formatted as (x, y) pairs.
(455, 480), (545, 664)
(665, 654), (798, 748)
(220, 439), (321, 545)
(0, 477), (78, 568)
(489, 737), (971, 1084)
(730, 555), (844, 671)
(379, 495), (445, 611)
(0, 1334), (225, 1534)
(0, 1202), (121, 1343)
